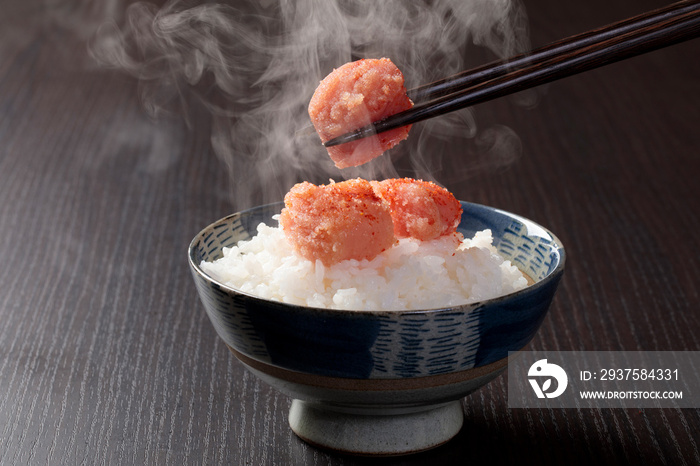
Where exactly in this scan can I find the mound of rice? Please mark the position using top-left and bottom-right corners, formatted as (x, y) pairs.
(200, 217), (528, 311)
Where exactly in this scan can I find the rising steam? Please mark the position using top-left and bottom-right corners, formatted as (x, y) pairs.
(90, 0), (530, 209)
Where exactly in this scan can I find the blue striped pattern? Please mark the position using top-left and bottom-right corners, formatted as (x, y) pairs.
(500, 221), (558, 280)
(369, 309), (483, 378)
(188, 201), (565, 379)
(190, 265), (271, 361)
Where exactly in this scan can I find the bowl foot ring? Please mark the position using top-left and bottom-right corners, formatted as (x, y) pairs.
(288, 399), (463, 456)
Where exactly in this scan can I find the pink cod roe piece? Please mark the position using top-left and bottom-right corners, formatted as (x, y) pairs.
(308, 58), (413, 169)
(279, 178), (396, 266)
(372, 178), (463, 241)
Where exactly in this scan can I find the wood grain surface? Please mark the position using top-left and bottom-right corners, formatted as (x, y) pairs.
(1, 0), (698, 464)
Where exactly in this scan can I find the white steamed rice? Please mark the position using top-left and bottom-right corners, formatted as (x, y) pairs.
(200, 216), (528, 311)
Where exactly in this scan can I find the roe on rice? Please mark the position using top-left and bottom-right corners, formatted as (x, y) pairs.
(199, 217), (528, 311)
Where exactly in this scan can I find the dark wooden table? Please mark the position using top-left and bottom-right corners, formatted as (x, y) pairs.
(2, 0), (698, 464)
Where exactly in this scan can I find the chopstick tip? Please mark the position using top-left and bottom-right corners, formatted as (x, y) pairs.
(323, 125), (379, 147)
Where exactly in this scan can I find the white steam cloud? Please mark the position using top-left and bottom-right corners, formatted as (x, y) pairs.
(90, 0), (530, 210)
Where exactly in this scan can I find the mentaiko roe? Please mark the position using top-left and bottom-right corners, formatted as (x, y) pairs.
(308, 58), (413, 169)
(280, 178), (462, 266)
(279, 179), (396, 266)
(371, 178), (463, 241)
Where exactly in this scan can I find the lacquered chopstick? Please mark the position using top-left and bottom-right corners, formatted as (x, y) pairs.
(407, 0), (697, 103)
(324, 0), (700, 148)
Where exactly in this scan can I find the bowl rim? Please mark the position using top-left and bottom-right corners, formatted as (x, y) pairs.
(188, 200), (566, 317)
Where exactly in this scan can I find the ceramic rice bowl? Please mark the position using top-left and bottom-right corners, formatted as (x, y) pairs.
(188, 201), (565, 456)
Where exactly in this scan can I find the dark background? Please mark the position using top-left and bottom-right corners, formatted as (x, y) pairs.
(1, 0), (698, 464)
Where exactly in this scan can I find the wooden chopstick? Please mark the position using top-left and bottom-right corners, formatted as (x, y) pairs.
(323, 0), (700, 148)
(407, 0), (697, 103)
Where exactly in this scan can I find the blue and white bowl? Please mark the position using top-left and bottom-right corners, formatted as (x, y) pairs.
(188, 201), (565, 455)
